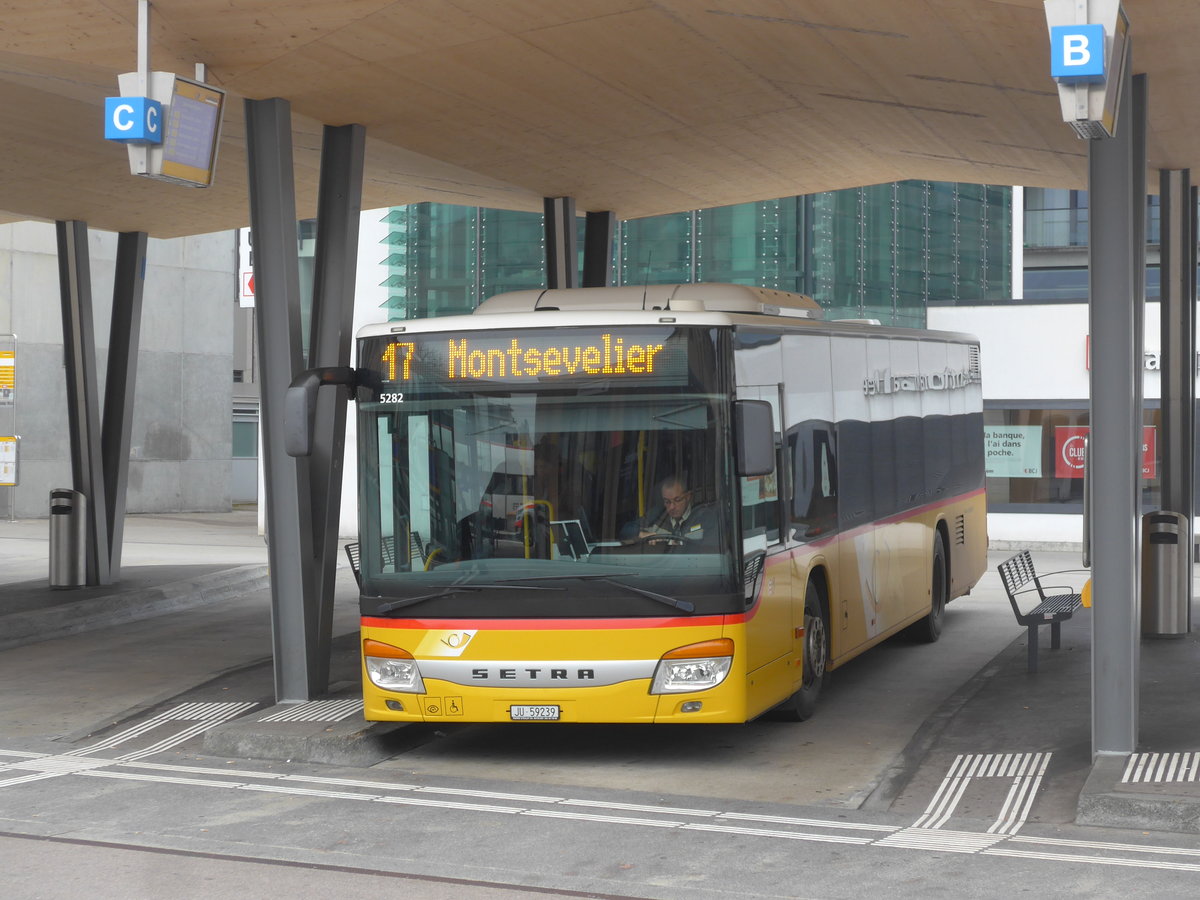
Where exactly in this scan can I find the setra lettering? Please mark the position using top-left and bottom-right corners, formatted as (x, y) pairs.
(469, 667), (598, 681)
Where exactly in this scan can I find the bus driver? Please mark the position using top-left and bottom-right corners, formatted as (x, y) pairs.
(623, 475), (717, 550)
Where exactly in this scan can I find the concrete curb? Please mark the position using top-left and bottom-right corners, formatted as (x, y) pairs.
(0, 565), (271, 651)
(1076, 754), (1200, 834)
(989, 540), (1085, 553)
(202, 691), (432, 767)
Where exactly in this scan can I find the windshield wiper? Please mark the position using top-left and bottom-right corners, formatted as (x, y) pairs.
(370, 581), (563, 615)
(596, 577), (695, 613)
(497, 573), (694, 614)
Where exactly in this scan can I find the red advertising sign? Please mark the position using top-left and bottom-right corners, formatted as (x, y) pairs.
(1054, 426), (1156, 478)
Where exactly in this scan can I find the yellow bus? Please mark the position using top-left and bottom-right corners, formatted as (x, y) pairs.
(346, 284), (986, 724)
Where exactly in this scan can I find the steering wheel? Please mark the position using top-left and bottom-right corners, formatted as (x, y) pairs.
(631, 533), (680, 551)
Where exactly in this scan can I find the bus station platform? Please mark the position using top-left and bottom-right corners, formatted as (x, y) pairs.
(1, 510), (1199, 836)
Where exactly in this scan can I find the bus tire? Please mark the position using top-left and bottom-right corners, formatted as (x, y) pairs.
(768, 579), (828, 722)
(909, 532), (948, 643)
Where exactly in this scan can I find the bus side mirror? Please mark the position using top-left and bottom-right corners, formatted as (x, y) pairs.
(284, 366), (358, 457)
(734, 399), (774, 477)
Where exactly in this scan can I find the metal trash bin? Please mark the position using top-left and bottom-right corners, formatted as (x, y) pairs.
(1141, 510), (1191, 637)
(49, 488), (86, 589)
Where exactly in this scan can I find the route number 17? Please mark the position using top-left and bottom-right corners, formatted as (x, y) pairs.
(381, 342), (415, 381)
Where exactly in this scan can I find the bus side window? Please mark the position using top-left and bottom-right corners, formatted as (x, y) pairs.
(741, 472), (780, 545)
(790, 422), (837, 540)
(740, 438), (781, 546)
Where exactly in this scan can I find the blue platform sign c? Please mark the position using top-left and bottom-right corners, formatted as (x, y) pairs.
(1049, 24), (1106, 83)
(104, 96), (163, 144)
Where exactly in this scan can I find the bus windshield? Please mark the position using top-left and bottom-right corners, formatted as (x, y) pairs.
(356, 325), (740, 618)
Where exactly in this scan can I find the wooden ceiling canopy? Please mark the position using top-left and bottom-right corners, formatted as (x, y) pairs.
(0, 1), (1194, 238)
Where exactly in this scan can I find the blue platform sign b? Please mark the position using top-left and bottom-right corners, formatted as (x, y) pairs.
(1050, 24), (1106, 83)
(104, 96), (163, 144)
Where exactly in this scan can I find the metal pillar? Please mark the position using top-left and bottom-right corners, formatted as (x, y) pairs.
(544, 196), (578, 289)
(1159, 169), (1195, 616)
(582, 211), (616, 287)
(306, 123), (366, 688)
(244, 97), (319, 702)
(1089, 65), (1144, 757)
(101, 231), (148, 580)
(56, 220), (111, 586)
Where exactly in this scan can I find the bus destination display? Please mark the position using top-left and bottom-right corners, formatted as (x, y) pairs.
(373, 329), (689, 385)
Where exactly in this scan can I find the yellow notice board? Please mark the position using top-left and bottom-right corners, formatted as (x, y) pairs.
(0, 350), (12, 406)
(0, 436), (16, 487)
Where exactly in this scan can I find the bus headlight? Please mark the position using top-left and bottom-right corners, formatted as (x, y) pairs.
(650, 639), (734, 694)
(363, 639), (425, 693)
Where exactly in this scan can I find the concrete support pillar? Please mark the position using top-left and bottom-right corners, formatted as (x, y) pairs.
(55, 220), (111, 586)
(244, 97), (319, 702)
(102, 231), (148, 580)
(544, 196), (578, 289)
(306, 123), (366, 688)
(1089, 66), (1145, 757)
(583, 211), (616, 287)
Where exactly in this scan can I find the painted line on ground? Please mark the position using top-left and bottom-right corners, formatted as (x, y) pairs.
(1122, 752), (1200, 784)
(3, 744), (1200, 873)
(912, 752), (1050, 835)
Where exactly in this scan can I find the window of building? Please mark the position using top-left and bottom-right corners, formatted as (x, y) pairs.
(1022, 268), (1088, 302)
(1025, 188), (1162, 250)
(984, 404), (1161, 513)
(1025, 188), (1089, 248)
(232, 420), (258, 459)
(1022, 265), (1178, 303)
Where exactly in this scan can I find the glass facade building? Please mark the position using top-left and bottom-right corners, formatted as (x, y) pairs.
(378, 181), (1012, 328)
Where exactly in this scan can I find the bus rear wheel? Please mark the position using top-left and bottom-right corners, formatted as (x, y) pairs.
(769, 580), (828, 722)
(908, 533), (947, 643)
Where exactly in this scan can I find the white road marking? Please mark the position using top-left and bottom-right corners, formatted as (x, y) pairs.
(64, 701), (257, 760)
(2, 744), (1200, 873)
(3, 720), (1200, 877)
(875, 827), (1008, 853)
(1122, 752), (1200, 784)
(913, 752), (1051, 835)
(985, 847), (1200, 872)
(256, 698), (363, 723)
(987, 753), (1050, 836)
(1007, 834), (1200, 858)
(0, 771), (72, 788)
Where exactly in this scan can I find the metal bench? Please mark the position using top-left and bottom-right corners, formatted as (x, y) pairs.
(996, 550), (1086, 673)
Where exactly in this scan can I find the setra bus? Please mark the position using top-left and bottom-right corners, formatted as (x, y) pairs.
(305, 283), (987, 724)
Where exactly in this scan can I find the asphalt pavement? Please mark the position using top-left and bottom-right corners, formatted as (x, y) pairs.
(1, 509), (1198, 837)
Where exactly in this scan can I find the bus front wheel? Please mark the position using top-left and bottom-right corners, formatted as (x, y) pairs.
(769, 579), (828, 722)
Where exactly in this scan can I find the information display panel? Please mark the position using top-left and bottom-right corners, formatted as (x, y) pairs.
(0, 436), (17, 487)
(158, 77), (225, 188)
